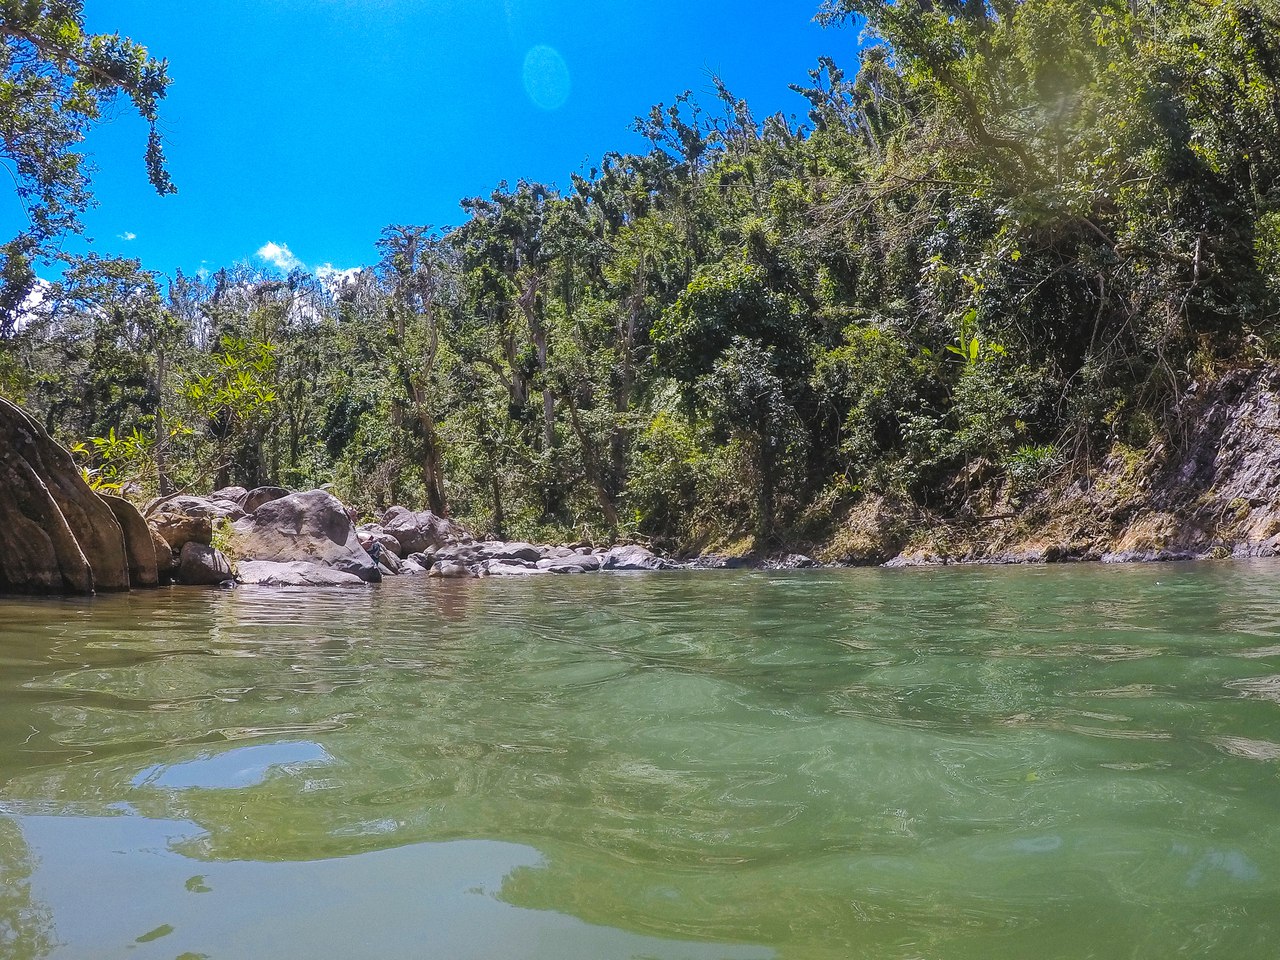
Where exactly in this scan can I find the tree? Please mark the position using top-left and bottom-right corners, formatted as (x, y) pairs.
(0, 0), (174, 332)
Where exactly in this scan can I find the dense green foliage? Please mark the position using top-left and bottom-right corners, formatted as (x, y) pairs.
(4, 0), (1279, 550)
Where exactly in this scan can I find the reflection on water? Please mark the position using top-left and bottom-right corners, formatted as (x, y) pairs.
(0, 563), (1278, 957)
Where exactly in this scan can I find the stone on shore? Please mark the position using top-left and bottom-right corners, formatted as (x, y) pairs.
(381, 507), (467, 557)
(149, 513), (213, 552)
(176, 542), (234, 586)
(232, 490), (381, 583)
(237, 560), (367, 587)
(601, 545), (675, 572)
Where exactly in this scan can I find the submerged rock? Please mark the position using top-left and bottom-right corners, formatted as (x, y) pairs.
(232, 490), (381, 583)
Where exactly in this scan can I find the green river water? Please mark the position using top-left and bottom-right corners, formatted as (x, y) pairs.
(1, 562), (1279, 959)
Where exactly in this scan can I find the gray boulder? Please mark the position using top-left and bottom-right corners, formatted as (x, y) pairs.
(176, 542), (234, 586)
(210, 486), (249, 507)
(232, 490), (381, 583)
(479, 541), (543, 563)
(0, 398), (131, 594)
(480, 558), (548, 576)
(237, 560), (367, 587)
(601, 545), (676, 572)
(243, 486), (290, 514)
(381, 506), (467, 556)
(537, 555), (603, 574)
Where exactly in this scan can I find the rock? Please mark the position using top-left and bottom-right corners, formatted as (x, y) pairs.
(243, 486), (291, 514)
(98, 495), (158, 588)
(176, 542), (234, 586)
(688, 555), (753, 570)
(0, 397), (131, 594)
(232, 490), (381, 583)
(154, 495), (245, 522)
(429, 560), (475, 578)
(237, 560), (367, 587)
(209, 486), (249, 507)
(381, 506), (467, 556)
(601, 545), (675, 572)
(537, 555), (603, 573)
(478, 541), (543, 563)
(406, 551), (434, 568)
(358, 525), (402, 557)
(149, 513), (213, 552)
(766, 554), (819, 570)
(400, 557), (429, 575)
(481, 558), (548, 576)
(151, 527), (177, 580)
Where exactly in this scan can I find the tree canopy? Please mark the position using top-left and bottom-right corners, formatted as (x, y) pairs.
(0, 0), (173, 331)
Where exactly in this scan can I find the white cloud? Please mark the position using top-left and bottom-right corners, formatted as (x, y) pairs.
(256, 241), (303, 272)
(118, 231), (137, 241)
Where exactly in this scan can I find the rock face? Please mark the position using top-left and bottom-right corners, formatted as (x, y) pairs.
(99, 494), (159, 588)
(237, 560), (366, 587)
(176, 543), (234, 585)
(381, 507), (466, 557)
(232, 490), (381, 583)
(0, 398), (131, 594)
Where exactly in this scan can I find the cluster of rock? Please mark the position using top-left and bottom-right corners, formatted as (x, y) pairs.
(144, 487), (682, 588)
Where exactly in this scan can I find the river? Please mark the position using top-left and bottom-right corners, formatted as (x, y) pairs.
(1, 562), (1278, 959)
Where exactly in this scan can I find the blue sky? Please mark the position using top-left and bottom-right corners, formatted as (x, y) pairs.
(2, 1), (858, 280)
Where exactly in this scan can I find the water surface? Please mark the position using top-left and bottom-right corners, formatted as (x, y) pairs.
(2, 563), (1280, 958)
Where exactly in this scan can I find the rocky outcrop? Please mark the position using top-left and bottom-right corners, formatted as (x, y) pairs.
(231, 490), (381, 583)
(381, 507), (467, 556)
(0, 398), (131, 594)
(99, 494), (159, 589)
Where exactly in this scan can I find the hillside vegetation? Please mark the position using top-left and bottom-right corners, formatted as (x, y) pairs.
(4, 0), (1279, 554)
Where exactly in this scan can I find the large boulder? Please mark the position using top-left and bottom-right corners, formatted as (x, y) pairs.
(381, 507), (466, 557)
(176, 542), (234, 586)
(601, 545), (676, 572)
(232, 490), (381, 583)
(243, 486), (290, 514)
(99, 494), (159, 588)
(149, 513), (213, 552)
(237, 560), (367, 587)
(0, 398), (131, 594)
